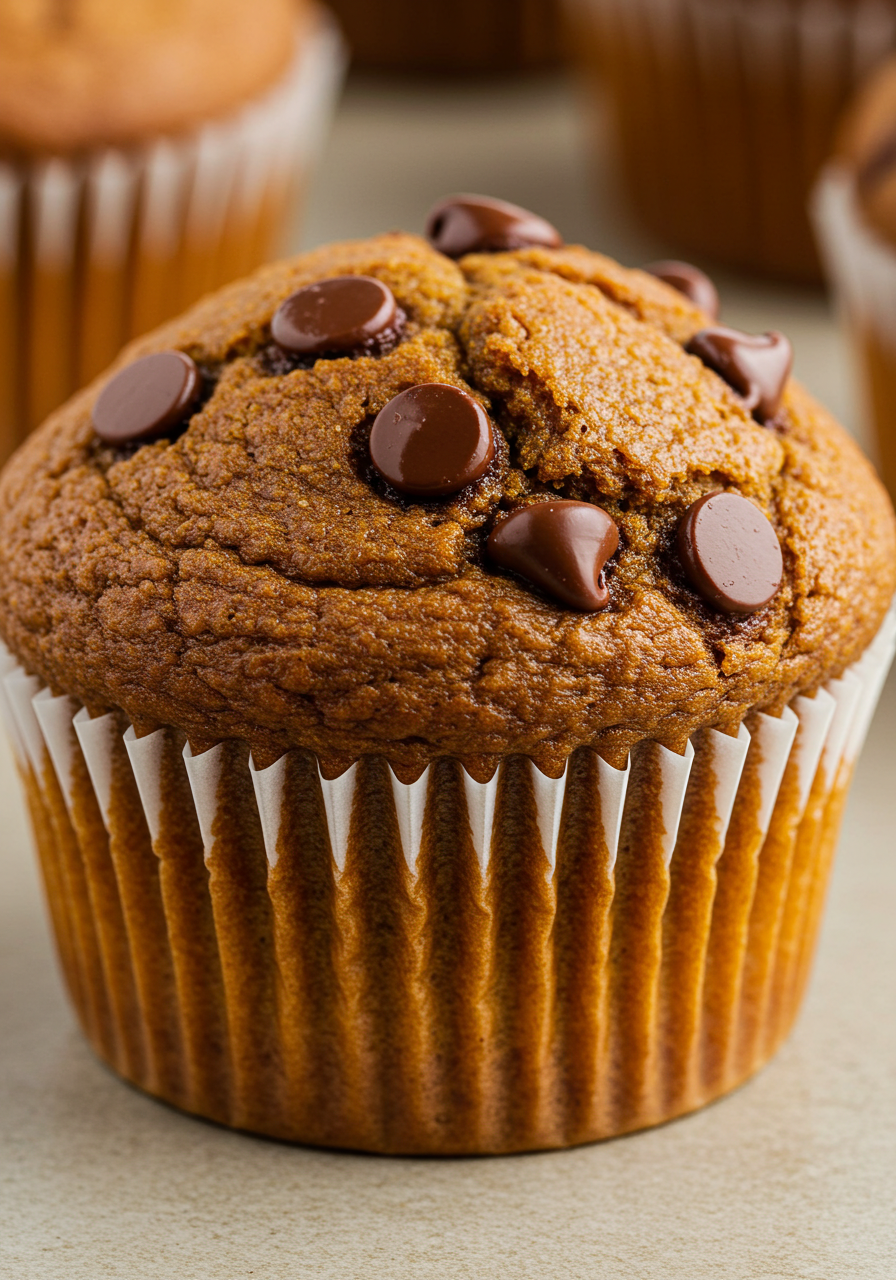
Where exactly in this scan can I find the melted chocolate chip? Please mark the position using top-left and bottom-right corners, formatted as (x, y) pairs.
(271, 276), (404, 358)
(426, 194), (562, 258)
(676, 492), (782, 614)
(369, 384), (495, 497)
(686, 325), (792, 424)
(92, 350), (202, 445)
(644, 259), (720, 319)
(487, 500), (619, 611)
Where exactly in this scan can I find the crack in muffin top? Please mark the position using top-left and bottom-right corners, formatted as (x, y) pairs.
(0, 232), (893, 778)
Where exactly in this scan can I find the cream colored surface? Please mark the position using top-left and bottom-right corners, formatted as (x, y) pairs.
(2, 74), (895, 1277)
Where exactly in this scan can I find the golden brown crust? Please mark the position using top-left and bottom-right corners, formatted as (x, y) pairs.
(0, 0), (303, 154)
(0, 233), (893, 776)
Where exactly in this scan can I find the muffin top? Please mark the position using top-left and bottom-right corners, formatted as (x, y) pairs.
(0, 221), (892, 778)
(836, 53), (896, 246)
(0, 0), (304, 155)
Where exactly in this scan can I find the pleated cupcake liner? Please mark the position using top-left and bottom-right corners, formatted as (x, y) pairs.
(563, 0), (896, 280)
(0, 9), (346, 458)
(813, 165), (896, 500)
(325, 0), (563, 73)
(2, 610), (893, 1153)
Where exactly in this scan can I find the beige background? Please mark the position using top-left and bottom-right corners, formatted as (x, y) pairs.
(2, 75), (895, 1279)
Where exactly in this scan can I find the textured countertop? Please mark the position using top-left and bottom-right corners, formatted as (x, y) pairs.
(2, 73), (895, 1279)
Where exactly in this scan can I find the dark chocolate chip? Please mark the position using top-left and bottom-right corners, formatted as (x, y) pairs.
(271, 275), (403, 358)
(644, 259), (720, 320)
(92, 350), (202, 445)
(686, 325), (792, 423)
(369, 383), (495, 497)
(426, 194), (562, 258)
(676, 491), (782, 614)
(487, 500), (619, 611)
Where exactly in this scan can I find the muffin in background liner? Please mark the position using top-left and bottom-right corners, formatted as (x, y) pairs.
(563, 0), (896, 282)
(326, 0), (564, 73)
(813, 166), (896, 503)
(0, 9), (345, 466)
(1, 606), (892, 1155)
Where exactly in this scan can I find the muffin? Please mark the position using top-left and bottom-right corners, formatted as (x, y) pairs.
(814, 54), (896, 504)
(326, 0), (563, 72)
(0, 0), (345, 465)
(564, 0), (896, 281)
(1, 196), (893, 1154)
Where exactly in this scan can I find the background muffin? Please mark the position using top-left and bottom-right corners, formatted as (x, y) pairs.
(814, 53), (896, 503)
(1, 214), (893, 1153)
(564, 0), (896, 281)
(326, 0), (563, 73)
(0, 0), (345, 466)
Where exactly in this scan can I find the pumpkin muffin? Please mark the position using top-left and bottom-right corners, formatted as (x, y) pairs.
(566, 0), (896, 281)
(0, 0), (344, 466)
(1, 198), (893, 1154)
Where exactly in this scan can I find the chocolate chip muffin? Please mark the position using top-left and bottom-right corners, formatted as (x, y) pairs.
(0, 0), (344, 465)
(1, 197), (893, 1154)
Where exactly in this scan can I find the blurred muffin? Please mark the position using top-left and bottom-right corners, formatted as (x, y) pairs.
(327, 0), (563, 72)
(565, 0), (896, 281)
(1, 201), (893, 1153)
(814, 54), (896, 501)
(0, 0), (345, 464)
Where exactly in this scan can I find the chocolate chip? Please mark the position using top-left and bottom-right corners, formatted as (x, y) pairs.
(271, 276), (403, 358)
(426, 194), (562, 258)
(686, 325), (792, 424)
(644, 259), (719, 320)
(676, 492), (782, 614)
(92, 350), (202, 445)
(369, 384), (495, 497)
(487, 500), (619, 611)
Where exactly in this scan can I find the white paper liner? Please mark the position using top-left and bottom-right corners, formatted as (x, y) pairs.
(0, 646), (26, 764)
(389, 764), (430, 874)
(703, 723), (751, 849)
(4, 609), (894, 888)
(182, 741), (225, 857)
(123, 726), (165, 845)
(812, 166), (896, 344)
(3, 670), (45, 778)
(812, 165), (896, 486)
(597, 754), (631, 871)
(749, 706), (799, 838)
(250, 751), (288, 870)
(2, 610), (894, 1152)
(32, 691), (81, 812)
(318, 760), (358, 874)
(0, 9), (347, 440)
(528, 759), (568, 873)
(656, 739), (696, 866)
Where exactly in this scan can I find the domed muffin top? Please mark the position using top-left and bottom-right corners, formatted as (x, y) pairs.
(0, 220), (892, 777)
(0, 0), (302, 154)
